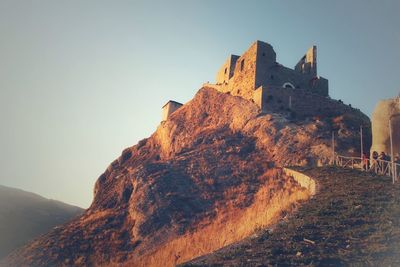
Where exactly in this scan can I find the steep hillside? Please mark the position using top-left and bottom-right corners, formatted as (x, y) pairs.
(184, 167), (400, 266)
(0, 185), (83, 259)
(2, 87), (369, 267)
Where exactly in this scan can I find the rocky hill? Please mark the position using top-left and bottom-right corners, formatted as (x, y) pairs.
(0, 185), (83, 259)
(2, 87), (370, 267)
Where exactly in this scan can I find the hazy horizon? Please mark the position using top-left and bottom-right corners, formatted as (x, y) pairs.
(1, 0), (399, 208)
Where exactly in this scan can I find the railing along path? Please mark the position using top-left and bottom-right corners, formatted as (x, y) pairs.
(334, 155), (400, 183)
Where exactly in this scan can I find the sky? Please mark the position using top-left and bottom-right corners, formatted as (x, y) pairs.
(0, 0), (399, 208)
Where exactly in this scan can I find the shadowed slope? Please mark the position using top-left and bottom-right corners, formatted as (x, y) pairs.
(184, 167), (400, 266)
(0, 185), (83, 259)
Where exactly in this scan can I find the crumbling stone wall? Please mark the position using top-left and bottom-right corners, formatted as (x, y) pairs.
(212, 40), (329, 107)
(256, 63), (328, 97)
(228, 41), (259, 100)
(294, 46), (317, 76)
(253, 86), (357, 119)
(216, 55), (239, 85)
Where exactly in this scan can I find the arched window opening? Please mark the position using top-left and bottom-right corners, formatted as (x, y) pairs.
(282, 82), (295, 89)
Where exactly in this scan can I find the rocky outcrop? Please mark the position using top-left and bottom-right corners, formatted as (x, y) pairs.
(2, 87), (370, 267)
(371, 96), (400, 157)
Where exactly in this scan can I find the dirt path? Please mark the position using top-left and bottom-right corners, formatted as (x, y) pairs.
(183, 167), (400, 266)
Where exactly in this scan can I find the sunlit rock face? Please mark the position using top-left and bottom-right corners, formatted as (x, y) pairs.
(371, 96), (400, 157)
(3, 88), (370, 267)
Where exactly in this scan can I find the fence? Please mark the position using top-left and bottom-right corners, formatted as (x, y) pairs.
(334, 155), (400, 183)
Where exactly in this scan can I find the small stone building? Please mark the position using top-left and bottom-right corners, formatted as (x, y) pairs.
(162, 100), (183, 121)
(206, 40), (330, 117)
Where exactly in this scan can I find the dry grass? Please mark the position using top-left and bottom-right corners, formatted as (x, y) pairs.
(184, 167), (400, 266)
(130, 171), (312, 267)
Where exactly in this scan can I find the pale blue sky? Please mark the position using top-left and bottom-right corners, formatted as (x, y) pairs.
(0, 0), (399, 208)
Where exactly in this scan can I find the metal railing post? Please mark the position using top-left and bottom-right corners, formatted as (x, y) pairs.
(331, 155), (399, 182)
(360, 125), (363, 160)
(331, 132), (335, 165)
(389, 120), (395, 184)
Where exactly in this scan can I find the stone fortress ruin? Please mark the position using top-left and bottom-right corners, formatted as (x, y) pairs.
(211, 41), (328, 104)
(162, 40), (357, 120)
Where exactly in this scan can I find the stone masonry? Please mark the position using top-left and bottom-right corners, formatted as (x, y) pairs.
(207, 40), (330, 118)
(162, 100), (183, 121)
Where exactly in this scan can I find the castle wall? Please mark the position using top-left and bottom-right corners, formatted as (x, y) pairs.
(295, 46), (317, 76)
(213, 40), (329, 107)
(256, 63), (328, 97)
(216, 55), (239, 85)
(254, 41), (277, 89)
(253, 87), (267, 113)
(253, 86), (353, 119)
(227, 42), (259, 100)
(311, 77), (329, 96)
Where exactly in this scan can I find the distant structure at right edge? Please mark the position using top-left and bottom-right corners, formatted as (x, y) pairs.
(371, 96), (400, 157)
